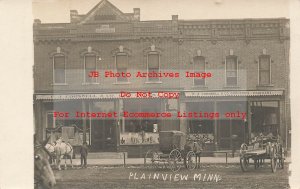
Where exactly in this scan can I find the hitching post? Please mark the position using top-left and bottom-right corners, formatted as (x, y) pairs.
(123, 152), (126, 167)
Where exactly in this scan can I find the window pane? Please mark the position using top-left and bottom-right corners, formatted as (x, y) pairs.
(226, 56), (237, 86)
(194, 79), (205, 86)
(148, 68), (159, 81)
(226, 56), (237, 70)
(116, 55), (128, 69)
(259, 56), (270, 71)
(227, 71), (237, 77)
(85, 55), (96, 69)
(260, 71), (270, 84)
(85, 55), (97, 83)
(227, 77), (237, 86)
(117, 68), (128, 82)
(54, 56), (65, 69)
(54, 56), (65, 83)
(194, 56), (205, 70)
(148, 54), (159, 69)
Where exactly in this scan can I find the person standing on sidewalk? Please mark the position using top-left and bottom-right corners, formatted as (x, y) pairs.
(80, 142), (88, 168)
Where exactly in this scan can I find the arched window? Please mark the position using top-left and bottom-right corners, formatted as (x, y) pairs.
(147, 52), (160, 82)
(84, 53), (97, 83)
(53, 54), (66, 84)
(258, 55), (271, 85)
(225, 55), (238, 86)
(115, 52), (129, 82)
(193, 56), (206, 86)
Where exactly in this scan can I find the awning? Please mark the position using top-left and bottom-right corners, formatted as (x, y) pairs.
(185, 90), (284, 97)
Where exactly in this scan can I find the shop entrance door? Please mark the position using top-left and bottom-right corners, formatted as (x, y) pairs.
(91, 119), (116, 152)
(218, 119), (245, 149)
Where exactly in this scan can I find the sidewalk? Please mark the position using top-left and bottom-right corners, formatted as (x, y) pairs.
(68, 156), (291, 167)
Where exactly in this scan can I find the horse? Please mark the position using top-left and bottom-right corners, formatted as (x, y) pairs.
(45, 143), (56, 165)
(184, 138), (203, 169)
(34, 136), (56, 189)
(54, 138), (74, 170)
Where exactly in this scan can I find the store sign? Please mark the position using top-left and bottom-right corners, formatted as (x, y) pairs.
(36, 93), (120, 100)
(185, 90), (283, 97)
(95, 24), (115, 33)
(120, 132), (159, 145)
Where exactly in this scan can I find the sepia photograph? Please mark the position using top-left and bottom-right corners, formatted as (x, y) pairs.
(31, 0), (291, 188)
(1, 0), (298, 188)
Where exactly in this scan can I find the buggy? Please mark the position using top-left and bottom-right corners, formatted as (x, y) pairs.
(144, 131), (200, 172)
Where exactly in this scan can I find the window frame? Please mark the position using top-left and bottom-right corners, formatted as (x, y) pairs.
(225, 55), (238, 87)
(193, 56), (206, 86)
(52, 53), (67, 85)
(83, 53), (98, 84)
(258, 55), (272, 86)
(115, 52), (130, 83)
(146, 51), (161, 83)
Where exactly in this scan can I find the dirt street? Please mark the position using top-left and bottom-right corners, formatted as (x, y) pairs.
(52, 163), (290, 189)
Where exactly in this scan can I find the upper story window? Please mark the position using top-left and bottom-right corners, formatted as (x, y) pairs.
(84, 54), (97, 84)
(193, 56), (206, 86)
(53, 54), (66, 84)
(225, 55), (238, 86)
(116, 53), (129, 82)
(258, 55), (271, 85)
(147, 52), (160, 82)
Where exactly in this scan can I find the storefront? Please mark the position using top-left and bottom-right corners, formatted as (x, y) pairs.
(183, 90), (286, 150)
(34, 90), (287, 156)
(34, 93), (175, 156)
(34, 93), (120, 152)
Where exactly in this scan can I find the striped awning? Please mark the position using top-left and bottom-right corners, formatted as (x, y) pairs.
(185, 90), (283, 97)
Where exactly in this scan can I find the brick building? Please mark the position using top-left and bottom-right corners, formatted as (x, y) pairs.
(33, 0), (290, 157)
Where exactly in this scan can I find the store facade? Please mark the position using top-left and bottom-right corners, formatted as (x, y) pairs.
(33, 0), (290, 157)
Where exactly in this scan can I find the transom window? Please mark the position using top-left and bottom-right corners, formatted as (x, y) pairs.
(53, 54), (66, 84)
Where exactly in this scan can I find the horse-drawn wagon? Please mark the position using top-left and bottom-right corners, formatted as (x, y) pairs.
(144, 131), (200, 172)
(239, 134), (285, 173)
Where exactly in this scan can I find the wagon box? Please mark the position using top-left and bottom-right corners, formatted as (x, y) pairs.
(159, 131), (186, 153)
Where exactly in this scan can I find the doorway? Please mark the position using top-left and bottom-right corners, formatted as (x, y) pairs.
(217, 119), (245, 149)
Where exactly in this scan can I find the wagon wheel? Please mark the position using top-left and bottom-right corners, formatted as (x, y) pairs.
(185, 151), (196, 170)
(270, 145), (278, 173)
(144, 150), (159, 169)
(278, 144), (285, 169)
(168, 149), (182, 172)
(239, 143), (249, 172)
(240, 157), (249, 172)
(254, 158), (259, 169)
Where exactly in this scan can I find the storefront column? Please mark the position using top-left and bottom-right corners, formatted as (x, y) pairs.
(213, 101), (218, 150)
(82, 100), (86, 142)
(34, 99), (43, 141)
(179, 102), (187, 133)
(119, 99), (124, 133)
(116, 100), (121, 146)
(247, 101), (252, 143)
(279, 99), (286, 147)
